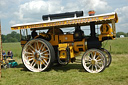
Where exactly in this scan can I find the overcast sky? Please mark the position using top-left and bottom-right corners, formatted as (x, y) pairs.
(0, 0), (128, 34)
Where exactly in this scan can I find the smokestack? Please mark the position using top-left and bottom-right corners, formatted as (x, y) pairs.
(88, 10), (96, 37)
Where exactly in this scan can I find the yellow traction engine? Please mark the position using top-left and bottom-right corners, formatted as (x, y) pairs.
(11, 11), (118, 73)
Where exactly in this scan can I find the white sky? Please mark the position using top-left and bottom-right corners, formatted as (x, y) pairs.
(0, 0), (128, 34)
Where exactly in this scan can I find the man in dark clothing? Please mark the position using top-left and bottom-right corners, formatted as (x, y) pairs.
(31, 29), (37, 38)
(7, 50), (13, 59)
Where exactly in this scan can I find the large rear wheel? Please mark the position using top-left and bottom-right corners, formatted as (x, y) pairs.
(82, 49), (107, 73)
(22, 39), (55, 72)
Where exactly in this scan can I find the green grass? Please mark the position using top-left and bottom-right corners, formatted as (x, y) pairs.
(0, 38), (128, 85)
(2, 42), (22, 58)
(1, 54), (128, 85)
(102, 37), (128, 54)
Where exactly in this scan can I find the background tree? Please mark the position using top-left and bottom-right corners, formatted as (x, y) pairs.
(126, 33), (128, 37)
(116, 32), (127, 38)
(1, 34), (6, 42)
(2, 31), (20, 43)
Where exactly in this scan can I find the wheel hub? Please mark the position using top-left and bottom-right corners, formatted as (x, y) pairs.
(34, 51), (41, 61)
(91, 59), (96, 65)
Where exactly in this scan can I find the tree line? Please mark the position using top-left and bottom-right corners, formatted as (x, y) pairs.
(1, 31), (128, 43)
(2, 31), (20, 43)
(116, 32), (128, 37)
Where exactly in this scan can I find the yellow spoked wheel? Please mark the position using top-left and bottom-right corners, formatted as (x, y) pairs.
(22, 39), (55, 72)
(82, 49), (107, 73)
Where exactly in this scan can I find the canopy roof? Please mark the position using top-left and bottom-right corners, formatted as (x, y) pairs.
(11, 12), (118, 30)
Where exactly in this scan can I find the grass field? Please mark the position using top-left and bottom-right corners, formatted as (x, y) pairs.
(2, 43), (22, 58)
(102, 38), (128, 54)
(0, 38), (128, 85)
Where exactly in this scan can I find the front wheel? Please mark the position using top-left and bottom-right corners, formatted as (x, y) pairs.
(82, 49), (107, 73)
(22, 39), (55, 72)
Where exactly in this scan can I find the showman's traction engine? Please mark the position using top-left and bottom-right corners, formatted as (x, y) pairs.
(11, 11), (118, 73)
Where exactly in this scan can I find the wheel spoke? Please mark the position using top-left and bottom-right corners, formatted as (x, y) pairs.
(35, 42), (37, 50)
(88, 56), (92, 60)
(27, 56), (34, 58)
(43, 59), (48, 65)
(40, 55), (48, 59)
(43, 56), (49, 59)
(42, 45), (46, 51)
(91, 65), (94, 71)
(90, 52), (93, 58)
(25, 51), (33, 55)
(96, 55), (100, 60)
(40, 62), (42, 69)
(85, 59), (91, 62)
(31, 60), (35, 66)
(40, 60), (47, 66)
(38, 63), (39, 69)
(39, 44), (43, 51)
(43, 54), (49, 56)
(29, 44), (36, 51)
(93, 52), (96, 59)
(95, 65), (98, 71)
(32, 61), (36, 67)
(28, 47), (34, 53)
(87, 64), (92, 68)
(97, 59), (103, 62)
(98, 62), (103, 65)
(37, 41), (39, 50)
(28, 58), (34, 61)
(40, 50), (49, 54)
(96, 64), (101, 69)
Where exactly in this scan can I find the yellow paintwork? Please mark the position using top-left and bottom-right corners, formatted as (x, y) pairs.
(34, 33), (74, 46)
(69, 46), (75, 58)
(58, 43), (69, 59)
(59, 34), (74, 43)
(49, 35), (59, 46)
(58, 43), (75, 59)
(34, 31), (60, 46)
(99, 24), (114, 41)
(59, 50), (67, 59)
(100, 24), (113, 35)
(74, 39), (87, 52)
(21, 40), (27, 47)
(11, 12), (118, 30)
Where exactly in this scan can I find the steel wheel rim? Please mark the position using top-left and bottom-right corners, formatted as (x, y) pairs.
(104, 52), (109, 66)
(103, 51), (111, 66)
(82, 50), (106, 73)
(22, 39), (51, 72)
(100, 48), (111, 67)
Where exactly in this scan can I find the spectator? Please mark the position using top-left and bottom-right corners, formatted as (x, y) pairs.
(2, 50), (6, 59)
(7, 50), (13, 59)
